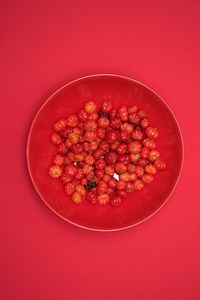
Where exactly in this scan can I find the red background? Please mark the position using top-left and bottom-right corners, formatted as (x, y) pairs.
(1, 1), (200, 299)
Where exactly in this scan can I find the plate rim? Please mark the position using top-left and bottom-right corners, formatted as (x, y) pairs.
(26, 73), (184, 232)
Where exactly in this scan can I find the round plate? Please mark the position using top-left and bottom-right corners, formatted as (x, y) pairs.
(27, 74), (183, 231)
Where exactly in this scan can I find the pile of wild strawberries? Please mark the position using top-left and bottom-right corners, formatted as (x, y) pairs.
(48, 101), (166, 207)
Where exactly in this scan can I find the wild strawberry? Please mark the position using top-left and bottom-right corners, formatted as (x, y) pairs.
(126, 181), (134, 192)
(53, 119), (67, 132)
(140, 118), (149, 128)
(141, 147), (150, 158)
(134, 179), (144, 190)
(97, 181), (108, 194)
(82, 164), (93, 175)
(129, 113), (140, 125)
(65, 164), (77, 177)
(49, 165), (62, 178)
(143, 138), (156, 149)
(142, 174), (154, 184)
(148, 150), (160, 162)
(86, 191), (97, 204)
(76, 185), (86, 196)
(115, 162), (127, 174)
(131, 129), (144, 140)
(128, 141), (142, 154)
(97, 127), (106, 139)
(154, 159), (166, 170)
(68, 132), (79, 144)
(120, 122), (133, 133)
(146, 127), (159, 139)
(78, 109), (88, 122)
(84, 120), (97, 131)
(65, 183), (75, 195)
(105, 165), (115, 176)
(84, 101), (96, 114)
(116, 180), (126, 190)
(116, 143), (127, 155)
(60, 173), (72, 184)
(53, 154), (65, 166)
(145, 164), (157, 174)
(72, 192), (82, 204)
(105, 151), (118, 164)
(97, 194), (110, 205)
(135, 166), (144, 177)
(98, 117), (110, 128)
(57, 143), (68, 154)
(84, 130), (97, 142)
(95, 159), (106, 170)
(110, 118), (122, 129)
(128, 105), (138, 114)
(50, 133), (62, 145)
(120, 173), (130, 182)
(110, 196), (122, 207)
(101, 101), (112, 113)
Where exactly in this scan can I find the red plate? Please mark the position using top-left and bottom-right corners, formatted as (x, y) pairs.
(27, 74), (183, 231)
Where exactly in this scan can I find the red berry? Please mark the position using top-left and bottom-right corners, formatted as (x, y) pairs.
(129, 113), (140, 125)
(97, 194), (110, 205)
(49, 165), (62, 178)
(105, 151), (118, 164)
(68, 132), (79, 144)
(85, 155), (95, 165)
(60, 174), (72, 184)
(93, 148), (104, 160)
(117, 190), (127, 198)
(76, 185), (86, 196)
(116, 143), (127, 155)
(142, 174), (153, 184)
(71, 144), (83, 154)
(57, 143), (68, 154)
(116, 180), (126, 190)
(84, 120), (97, 131)
(148, 150), (160, 162)
(82, 164), (93, 175)
(86, 191), (97, 204)
(120, 122), (133, 133)
(141, 147), (150, 158)
(105, 130), (118, 144)
(140, 118), (149, 128)
(50, 133), (62, 145)
(65, 183), (75, 195)
(110, 109), (117, 120)
(154, 159), (166, 170)
(128, 105), (138, 114)
(53, 154), (65, 166)
(75, 169), (84, 180)
(101, 101), (112, 113)
(130, 153), (141, 162)
(74, 153), (84, 162)
(127, 164), (136, 173)
(126, 181), (134, 192)
(146, 127), (159, 139)
(129, 173), (137, 181)
(110, 118), (122, 129)
(108, 178), (117, 189)
(95, 169), (104, 178)
(137, 158), (149, 167)
(105, 165), (115, 176)
(67, 115), (78, 127)
(72, 192), (82, 204)
(84, 101), (96, 114)
(117, 154), (131, 164)
(65, 164), (77, 177)
(97, 117), (110, 128)
(143, 138), (156, 149)
(110, 196), (122, 207)
(134, 179), (144, 190)
(138, 110), (146, 119)
(95, 159), (106, 170)
(97, 127), (106, 139)
(128, 141), (142, 154)
(135, 166), (144, 178)
(88, 113), (98, 121)
(97, 181), (108, 194)
(115, 162), (127, 174)
(119, 131), (130, 142)
(103, 174), (111, 183)
(53, 119), (67, 132)
(120, 173), (130, 182)
(84, 130), (97, 142)
(145, 164), (157, 174)
(131, 129), (144, 140)
(118, 106), (128, 121)
(78, 109), (88, 122)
